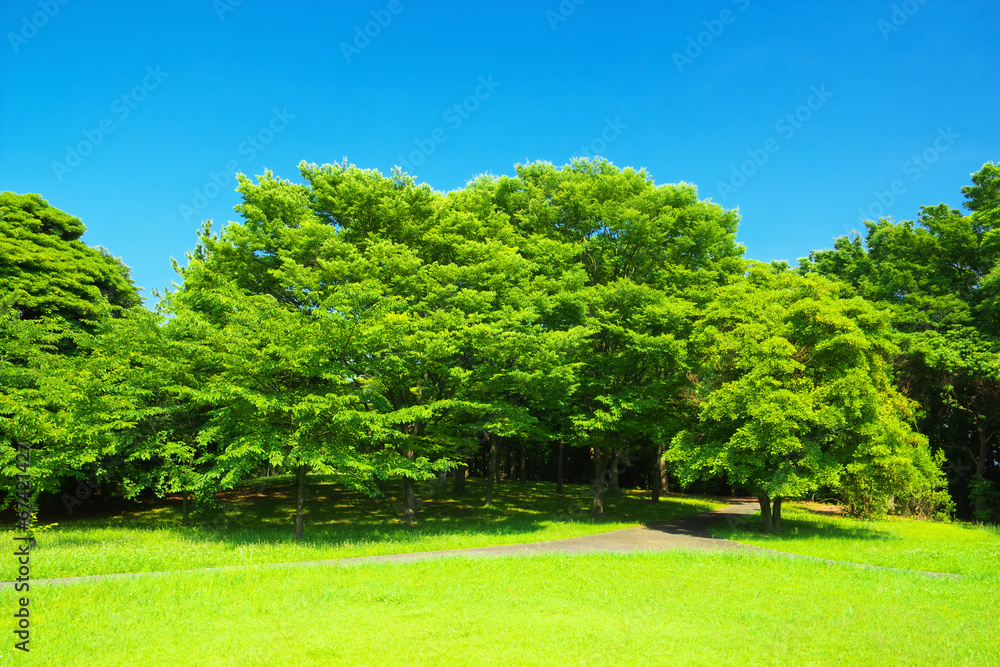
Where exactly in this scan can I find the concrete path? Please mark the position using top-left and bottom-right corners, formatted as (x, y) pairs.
(1, 501), (958, 588)
(338, 499), (770, 564)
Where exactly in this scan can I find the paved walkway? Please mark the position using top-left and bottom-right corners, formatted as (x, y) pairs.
(340, 499), (770, 563)
(1, 501), (958, 588)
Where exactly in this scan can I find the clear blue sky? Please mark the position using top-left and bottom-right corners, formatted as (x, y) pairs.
(2, 0), (998, 306)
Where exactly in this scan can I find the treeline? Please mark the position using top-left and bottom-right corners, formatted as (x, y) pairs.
(1, 159), (997, 536)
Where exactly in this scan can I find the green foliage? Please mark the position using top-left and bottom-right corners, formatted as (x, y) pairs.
(0, 194), (140, 506)
(969, 474), (1000, 523)
(158, 158), (749, 524)
(0, 192), (139, 327)
(13, 158), (997, 534)
(668, 263), (949, 520)
(799, 162), (1000, 522)
(0, 300), (63, 506)
(486, 159), (745, 511)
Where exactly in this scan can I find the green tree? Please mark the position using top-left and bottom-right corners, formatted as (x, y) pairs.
(0, 192), (139, 329)
(490, 159), (744, 513)
(799, 162), (1000, 522)
(414, 174), (584, 506)
(0, 193), (140, 510)
(668, 264), (950, 532)
(83, 304), (224, 526)
(163, 165), (458, 532)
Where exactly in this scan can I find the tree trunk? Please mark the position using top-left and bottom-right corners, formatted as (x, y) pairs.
(518, 439), (527, 486)
(453, 462), (466, 495)
(401, 450), (417, 522)
(652, 445), (664, 503)
(757, 494), (782, 533)
(608, 450), (621, 495)
(181, 491), (189, 526)
(556, 440), (564, 494)
(508, 440), (516, 481)
(485, 433), (497, 506)
(975, 421), (989, 517)
(592, 447), (609, 516)
(294, 464), (307, 540)
(402, 476), (416, 522)
(663, 469), (670, 494)
(495, 436), (503, 484)
(757, 494), (772, 533)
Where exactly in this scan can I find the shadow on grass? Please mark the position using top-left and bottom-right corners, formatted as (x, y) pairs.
(709, 508), (900, 545)
(23, 477), (723, 550)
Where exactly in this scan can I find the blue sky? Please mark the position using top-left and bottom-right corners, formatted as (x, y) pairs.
(2, 0), (998, 306)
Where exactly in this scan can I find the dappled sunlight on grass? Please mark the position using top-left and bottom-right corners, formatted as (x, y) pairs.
(2, 478), (724, 579)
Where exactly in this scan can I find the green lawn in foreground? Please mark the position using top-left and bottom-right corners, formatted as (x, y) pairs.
(3, 551), (996, 666)
(3, 478), (724, 579)
(709, 503), (1000, 577)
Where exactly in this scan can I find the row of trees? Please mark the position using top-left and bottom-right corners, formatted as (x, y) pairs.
(1, 159), (996, 535)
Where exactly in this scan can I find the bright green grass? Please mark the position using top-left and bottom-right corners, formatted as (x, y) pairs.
(710, 503), (1000, 576)
(3, 551), (996, 666)
(3, 478), (724, 579)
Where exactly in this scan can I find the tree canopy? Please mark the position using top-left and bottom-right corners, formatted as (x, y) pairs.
(800, 162), (1000, 522)
(667, 263), (949, 531)
(5, 159), (992, 535)
(0, 192), (139, 328)
(1, 192), (141, 511)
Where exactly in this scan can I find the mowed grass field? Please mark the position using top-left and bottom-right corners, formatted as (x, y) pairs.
(709, 502), (1000, 577)
(2, 480), (998, 665)
(2, 552), (997, 665)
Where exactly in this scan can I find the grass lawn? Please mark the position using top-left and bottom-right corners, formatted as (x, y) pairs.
(2, 550), (996, 666)
(4, 483), (999, 664)
(708, 502), (1000, 577)
(2, 478), (724, 579)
